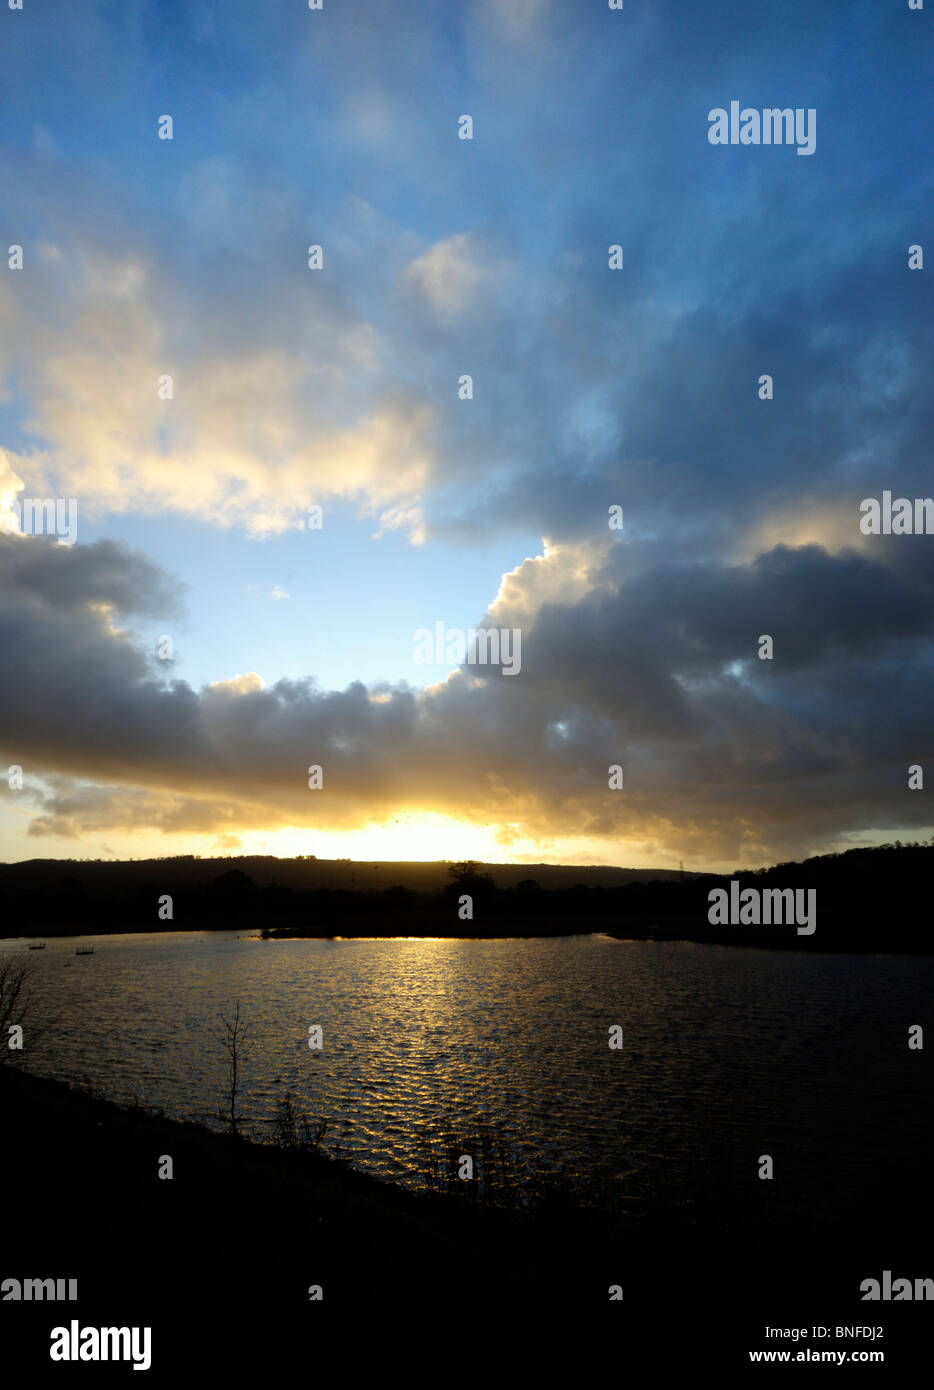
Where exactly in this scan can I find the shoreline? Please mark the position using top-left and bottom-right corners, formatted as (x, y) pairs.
(1, 924), (931, 952)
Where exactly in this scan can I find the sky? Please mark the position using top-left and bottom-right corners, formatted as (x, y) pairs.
(0, 0), (932, 870)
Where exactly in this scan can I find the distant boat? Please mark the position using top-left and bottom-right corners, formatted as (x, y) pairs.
(75, 946), (95, 956)
(28, 943), (46, 950)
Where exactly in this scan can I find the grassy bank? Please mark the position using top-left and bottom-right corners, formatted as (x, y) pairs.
(1, 1061), (930, 1373)
(0, 1062), (625, 1309)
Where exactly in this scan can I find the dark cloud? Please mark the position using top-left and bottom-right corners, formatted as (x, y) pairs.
(1, 534), (932, 866)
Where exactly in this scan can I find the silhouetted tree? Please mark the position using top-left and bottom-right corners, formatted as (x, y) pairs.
(211, 869), (257, 900)
(0, 959), (32, 1065)
(219, 999), (253, 1136)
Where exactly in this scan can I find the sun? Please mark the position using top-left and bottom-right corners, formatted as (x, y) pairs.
(244, 814), (508, 864)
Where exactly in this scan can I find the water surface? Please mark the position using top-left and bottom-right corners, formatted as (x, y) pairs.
(3, 932), (930, 1217)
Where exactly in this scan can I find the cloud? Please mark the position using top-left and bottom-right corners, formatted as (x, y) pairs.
(207, 673), (265, 696)
(403, 233), (497, 323)
(477, 0), (552, 47)
(0, 235), (435, 541)
(2, 1), (928, 559)
(1, 533), (932, 866)
(485, 537), (616, 631)
(0, 452), (25, 535)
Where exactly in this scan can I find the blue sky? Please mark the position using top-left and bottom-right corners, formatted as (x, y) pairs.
(78, 507), (542, 690)
(0, 0), (932, 867)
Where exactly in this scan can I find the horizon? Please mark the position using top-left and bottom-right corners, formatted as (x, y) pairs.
(2, 835), (930, 877)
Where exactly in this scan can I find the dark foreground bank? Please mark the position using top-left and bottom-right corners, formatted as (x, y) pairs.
(1, 1063), (931, 1376)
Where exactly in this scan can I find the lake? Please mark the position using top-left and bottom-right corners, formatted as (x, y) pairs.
(3, 931), (930, 1218)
